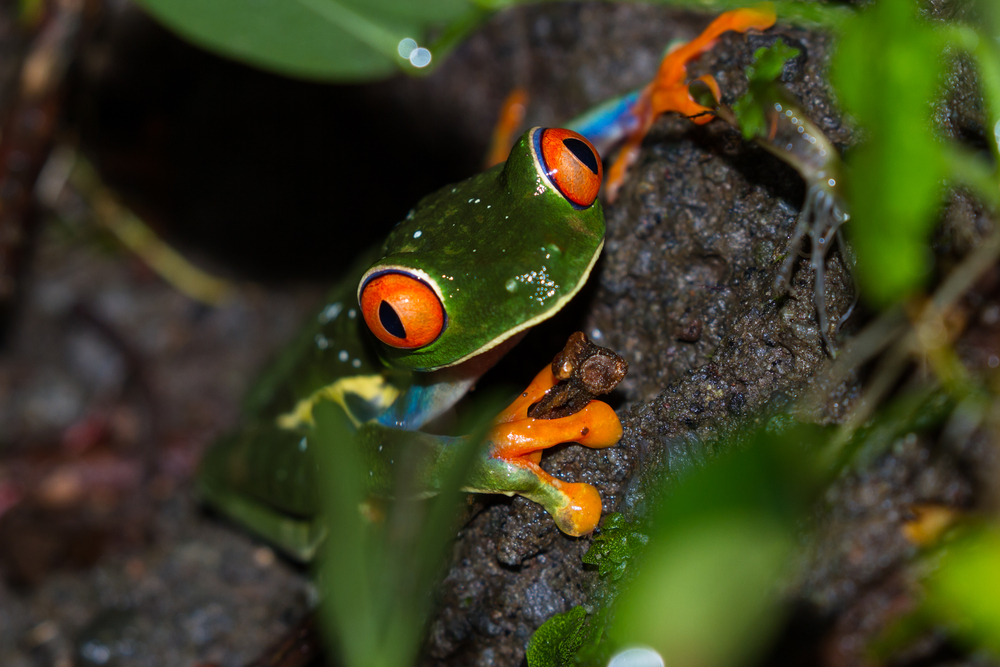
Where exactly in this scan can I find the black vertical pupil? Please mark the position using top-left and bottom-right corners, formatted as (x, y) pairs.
(379, 300), (407, 339)
(563, 138), (599, 174)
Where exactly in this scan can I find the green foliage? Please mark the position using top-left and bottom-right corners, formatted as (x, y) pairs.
(312, 396), (498, 667)
(581, 513), (649, 581)
(526, 420), (830, 667)
(526, 606), (591, 667)
(924, 527), (1000, 656)
(732, 39), (801, 139)
(131, 0), (488, 81)
(831, 0), (947, 306)
(607, 421), (828, 667)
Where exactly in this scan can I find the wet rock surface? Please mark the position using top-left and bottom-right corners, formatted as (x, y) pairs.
(0, 2), (996, 667)
(421, 9), (864, 663)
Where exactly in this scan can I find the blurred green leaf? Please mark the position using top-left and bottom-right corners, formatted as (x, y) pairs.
(608, 422), (827, 667)
(831, 0), (947, 305)
(132, 0), (487, 81)
(614, 514), (791, 667)
(924, 526), (1000, 656)
(313, 394), (495, 667)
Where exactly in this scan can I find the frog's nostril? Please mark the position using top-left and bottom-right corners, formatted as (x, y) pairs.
(379, 301), (407, 339)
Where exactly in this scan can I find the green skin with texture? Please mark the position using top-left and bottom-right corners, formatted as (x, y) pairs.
(199, 129), (606, 561)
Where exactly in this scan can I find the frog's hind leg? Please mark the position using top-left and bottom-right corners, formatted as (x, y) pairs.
(199, 479), (327, 563)
(198, 427), (327, 562)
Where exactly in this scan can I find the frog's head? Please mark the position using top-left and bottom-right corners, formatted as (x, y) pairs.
(357, 127), (605, 372)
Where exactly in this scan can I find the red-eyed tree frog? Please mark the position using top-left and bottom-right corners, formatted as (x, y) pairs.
(199, 128), (622, 561)
(200, 6), (779, 561)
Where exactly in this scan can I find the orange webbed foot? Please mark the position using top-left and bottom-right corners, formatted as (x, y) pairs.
(475, 361), (623, 536)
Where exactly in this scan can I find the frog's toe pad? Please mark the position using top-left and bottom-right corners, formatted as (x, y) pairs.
(574, 401), (624, 449)
(552, 481), (603, 536)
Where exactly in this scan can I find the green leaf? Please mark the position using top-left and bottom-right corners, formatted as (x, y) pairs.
(925, 527), (1000, 656)
(582, 513), (649, 581)
(732, 39), (801, 139)
(314, 393), (499, 667)
(831, 0), (947, 305)
(526, 606), (590, 667)
(749, 40), (800, 82)
(132, 0), (486, 81)
(609, 423), (827, 667)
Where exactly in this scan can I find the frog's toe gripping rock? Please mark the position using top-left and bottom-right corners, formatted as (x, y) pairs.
(552, 480), (603, 536)
(573, 401), (624, 449)
(478, 382), (622, 535)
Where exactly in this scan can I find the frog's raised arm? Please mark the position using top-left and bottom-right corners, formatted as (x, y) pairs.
(565, 6), (777, 200)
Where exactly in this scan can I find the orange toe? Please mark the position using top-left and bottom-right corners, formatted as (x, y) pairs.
(552, 481), (603, 536)
(573, 401), (624, 449)
(607, 6), (776, 200)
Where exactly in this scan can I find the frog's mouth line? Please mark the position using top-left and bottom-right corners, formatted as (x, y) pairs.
(440, 237), (605, 370)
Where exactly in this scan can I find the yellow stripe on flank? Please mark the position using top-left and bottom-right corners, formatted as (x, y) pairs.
(276, 375), (400, 429)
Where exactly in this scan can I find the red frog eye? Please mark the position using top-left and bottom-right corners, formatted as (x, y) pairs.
(360, 272), (444, 349)
(537, 128), (603, 207)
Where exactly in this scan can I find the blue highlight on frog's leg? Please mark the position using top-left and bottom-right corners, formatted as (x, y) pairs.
(565, 90), (642, 156)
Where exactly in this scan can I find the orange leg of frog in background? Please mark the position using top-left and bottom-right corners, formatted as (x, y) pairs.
(605, 5), (776, 200)
(486, 7), (776, 202)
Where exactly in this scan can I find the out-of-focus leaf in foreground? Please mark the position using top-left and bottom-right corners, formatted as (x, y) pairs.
(131, 0), (486, 81)
(831, 0), (947, 306)
(608, 421), (828, 667)
(312, 396), (490, 667)
(923, 526), (1000, 656)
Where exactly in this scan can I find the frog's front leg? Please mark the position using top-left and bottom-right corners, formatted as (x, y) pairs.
(374, 340), (624, 537)
(464, 364), (623, 536)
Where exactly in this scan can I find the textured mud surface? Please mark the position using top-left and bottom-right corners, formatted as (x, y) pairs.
(0, 2), (997, 667)
(422, 10), (860, 665)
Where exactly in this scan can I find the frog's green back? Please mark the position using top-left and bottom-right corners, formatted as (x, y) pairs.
(199, 248), (405, 551)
